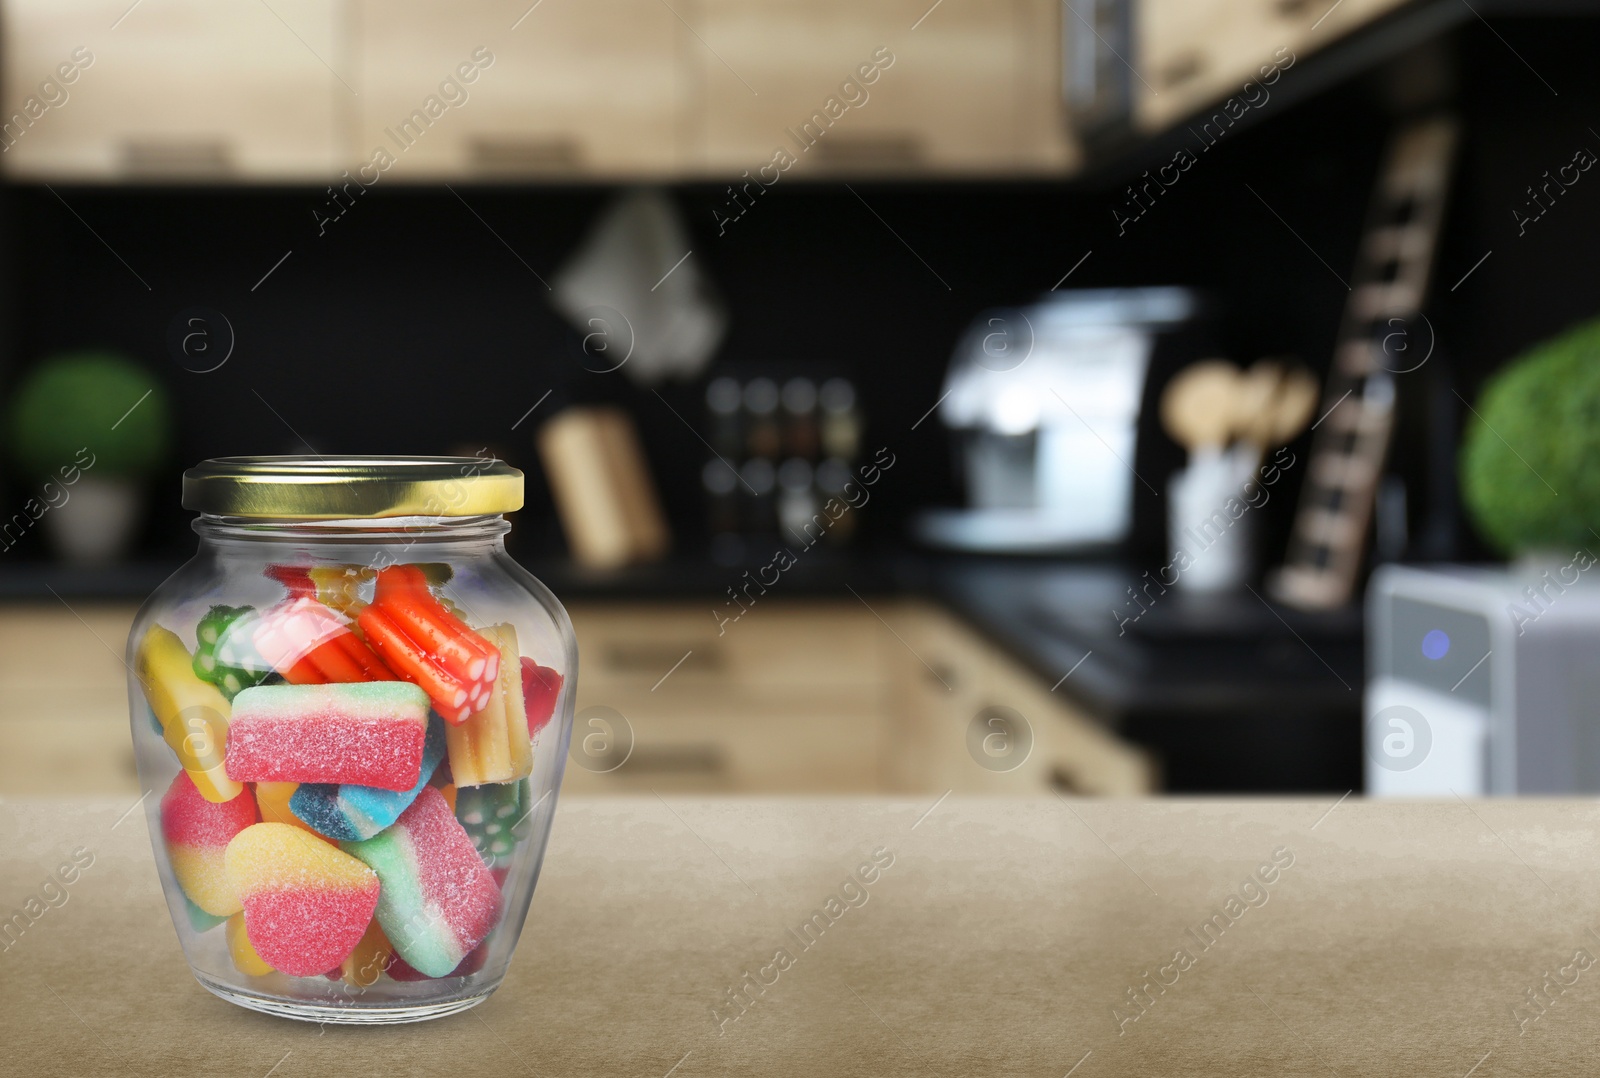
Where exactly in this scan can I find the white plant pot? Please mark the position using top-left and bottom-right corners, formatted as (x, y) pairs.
(44, 475), (141, 564)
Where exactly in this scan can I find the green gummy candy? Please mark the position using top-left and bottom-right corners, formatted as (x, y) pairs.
(191, 604), (272, 702)
(455, 779), (531, 868)
(183, 896), (227, 933)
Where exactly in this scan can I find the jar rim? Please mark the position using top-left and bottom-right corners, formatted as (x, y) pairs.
(182, 455), (523, 520)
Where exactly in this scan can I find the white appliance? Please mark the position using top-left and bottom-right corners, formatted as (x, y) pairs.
(1366, 563), (1600, 796)
(916, 287), (1196, 552)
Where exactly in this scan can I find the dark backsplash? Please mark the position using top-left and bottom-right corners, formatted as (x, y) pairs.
(5, 17), (1600, 569)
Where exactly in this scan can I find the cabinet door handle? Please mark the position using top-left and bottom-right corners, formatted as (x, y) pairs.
(613, 744), (726, 774)
(121, 140), (232, 178)
(470, 136), (582, 176)
(811, 134), (923, 170)
(1274, 0), (1318, 15)
(600, 643), (722, 675)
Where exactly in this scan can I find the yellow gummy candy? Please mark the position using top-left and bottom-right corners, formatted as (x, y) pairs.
(226, 913), (274, 976)
(445, 624), (533, 788)
(169, 845), (243, 917)
(341, 920), (394, 987)
(135, 625), (242, 804)
(253, 782), (318, 835)
(225, 823), (377, 896)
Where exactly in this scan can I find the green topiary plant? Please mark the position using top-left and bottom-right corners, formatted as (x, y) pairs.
(1460, 318), (1600, 555)
(6, 351), (171, 480)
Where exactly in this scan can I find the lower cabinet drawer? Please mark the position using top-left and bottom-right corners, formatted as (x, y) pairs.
(559, 694), (886, 794)
(568, 601), (885, 695)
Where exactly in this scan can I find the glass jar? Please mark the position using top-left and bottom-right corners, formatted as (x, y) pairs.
(125, 456), (576, 1024)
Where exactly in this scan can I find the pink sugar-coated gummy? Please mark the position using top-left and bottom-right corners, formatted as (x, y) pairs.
(242, 887), (380, 978)
(225, 823), (380, 977)
(161, 773), (259, 917)
(406, 788), (502, 953)
(225, 683), (429, 791)
(161, 771), (257, 849)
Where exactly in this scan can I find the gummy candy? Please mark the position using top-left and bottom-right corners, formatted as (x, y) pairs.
(342, 787), (501, 978)
(225, 682), (430, 791)
(161, 771), (258, 916)
(225, 823), (380, 978)
(290, 715), (447, 841)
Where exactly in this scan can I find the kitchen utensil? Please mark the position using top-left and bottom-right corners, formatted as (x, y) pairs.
(1233, 359), (1285, 449)
(1234, 359), (1318, 455)
(1160, 358), (1241, 452)
(1263, 366), (1319, 446)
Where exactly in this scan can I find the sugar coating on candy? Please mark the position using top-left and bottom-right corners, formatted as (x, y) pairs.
(387, 941), (488, 982)
(162, 772), (258, 848)
(342, 787), (501, 978)
(290, 715), (447, 841)
(226, 682), (429, 791)
(226, 912), (275, 976)
(161, 773), (258, 916)
(225, 823), (379, 978)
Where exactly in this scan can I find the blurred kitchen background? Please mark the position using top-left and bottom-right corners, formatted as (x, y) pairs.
(3, 0), (1599, 799)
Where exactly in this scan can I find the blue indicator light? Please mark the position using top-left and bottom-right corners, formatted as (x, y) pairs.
(1422, 630), (1450, 661)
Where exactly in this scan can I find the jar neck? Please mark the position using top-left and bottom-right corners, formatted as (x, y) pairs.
(193, 513), (510, 550)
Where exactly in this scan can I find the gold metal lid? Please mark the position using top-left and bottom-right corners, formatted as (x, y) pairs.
(182, 456), (524, 519)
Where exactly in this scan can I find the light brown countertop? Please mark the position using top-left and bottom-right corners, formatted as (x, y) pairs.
(2, 795), (1597, 1076)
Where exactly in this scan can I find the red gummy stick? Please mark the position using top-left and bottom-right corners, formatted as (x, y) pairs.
(380, 593), (490, 683)
(305, 638), (369, 683)
(336, 630), (394, 680)
(357, 605), (471, 723)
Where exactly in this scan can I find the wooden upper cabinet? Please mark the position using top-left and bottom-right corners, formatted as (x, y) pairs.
(350, 0), (684, 179)
(1, 0), (342, 179)
(1014, 0), (1080, 173)
(687, 0), (1072, 177)
(1135, 0), (1408, 134)
(0, 0), (1075, 181)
